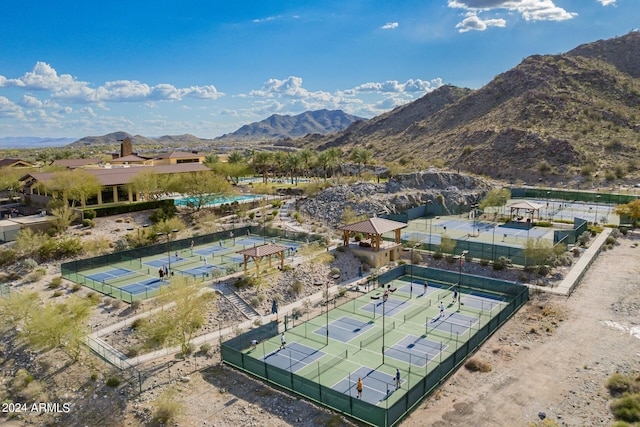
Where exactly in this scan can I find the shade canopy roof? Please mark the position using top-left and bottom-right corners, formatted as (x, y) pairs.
(338, 217), (407, 235)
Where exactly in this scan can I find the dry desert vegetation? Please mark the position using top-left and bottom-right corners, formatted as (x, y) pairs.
(0, 210), (639, 427)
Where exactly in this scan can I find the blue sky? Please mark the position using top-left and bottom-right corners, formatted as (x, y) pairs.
(0, 0), (637, 139)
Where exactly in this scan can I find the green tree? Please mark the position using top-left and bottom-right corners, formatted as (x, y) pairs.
(141, 278), (216, 356)
(285, 152), (302, 185)
(131, 169), (167, 201)
(227, 151), (245, 164)
(340, 206), (368, 225)
(479, 188), (511, 219)
(47, 169), (101, 207)
(210, 162), (252, 184)
(298, 149), (314, 178)
(523, 237), (554, 267)
(439, 234), (456, 254)
(251, 151), (274, 184)
(169, 171), (233, 211)
(0, 167), (23, 199)
(614, 200), (640, 227)
(350, 148), (373, 177)
(0, 292), (94, 362)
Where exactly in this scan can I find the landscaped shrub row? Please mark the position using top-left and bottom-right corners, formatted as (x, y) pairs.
(83, 199), (175, 218)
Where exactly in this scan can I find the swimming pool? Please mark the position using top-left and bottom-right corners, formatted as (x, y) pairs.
(174, 194), (263, 208)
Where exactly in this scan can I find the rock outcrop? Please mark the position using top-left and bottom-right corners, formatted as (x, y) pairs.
(298, 168), (494, 226)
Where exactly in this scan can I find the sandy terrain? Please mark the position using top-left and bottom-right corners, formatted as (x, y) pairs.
(2, 208), (638, 427)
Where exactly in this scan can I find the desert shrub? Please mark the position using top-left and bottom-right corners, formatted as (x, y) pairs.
(432, 251), (443, 260)
(338, 286), (347, 297)
(234, 276), (261, 289)
(25, 268), (46, 283)
(330, 267), (341, 276)
(0, 249), (17, 267)
(249, 296), (260, 307)
(465, 358), (492, 372)
(183, 342), (196, 355)
(71, 283), (82, 292)
(149, 205), (177, 223)
(200, 343), (212, 354)
(106, 377), (121, 387)
(126, 347), (140, 358)
(479, 258), (490, 266)
(48, 276), (63, 289)
(606, 236), (617, 245)
(578, 231), (591, 246)
(619, 226), (629, 236)
(131, 318), (145, 330)
(492, 256), (511, 271)
(52, 290), (63, 297)
(610, 394), (640, 422)
(291, 280), (304, 295)
(82, 218), (95, 228)
(23, 258), (39, 271)
(130, 300), (142, 312)
(336, 245), (345, 252)
(445, 255), (455, 264)
(152, 387), (184, 425)
(411, 251), (423, 264)
(111, 299), (123, 309)
(537, 265), (550, 276)
(607, 373), (640, 395)
(86, 292), (102, 305)
(83, 209), (97, 220)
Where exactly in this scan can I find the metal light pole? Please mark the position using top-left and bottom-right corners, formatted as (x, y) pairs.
(595, 195), (601, 225)
(326, 282), (329, 345)
(458, 250), (468, 312)
(382, 296), (386, 364)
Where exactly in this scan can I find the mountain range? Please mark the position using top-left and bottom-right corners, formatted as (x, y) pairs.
(292, 31), (640, 184)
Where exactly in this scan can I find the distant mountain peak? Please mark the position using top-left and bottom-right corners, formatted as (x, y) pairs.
(215, 109), (365, 142)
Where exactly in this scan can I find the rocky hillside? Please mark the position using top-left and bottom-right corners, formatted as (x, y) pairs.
(294, 32), (640, 184)
(67, 132), (213, 149)
(216, 109), (364, 142)
(298, 169), (493, 226)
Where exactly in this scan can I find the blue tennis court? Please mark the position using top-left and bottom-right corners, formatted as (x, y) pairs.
(462, 291), (505, 311)
(86, 267), (135, 283)
(236, 237), (268, 246)
(428, 311), (478, 335)
(178, 265), (223, 277)
(395, 280), (446, 298)
(145, 256), (188, 268)
(313, 316), (374, 343)
(119, 278), (165, 295)
(193, 246), (228, 256)
(384, 335), (445, 367)
(332, 366), (401, 404)
(401, 231), (441, 245)
(360, 297), (412, 317)
(261, 342), (325, 373)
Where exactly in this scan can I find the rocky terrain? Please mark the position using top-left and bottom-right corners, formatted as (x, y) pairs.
(299, 169), (494, 225)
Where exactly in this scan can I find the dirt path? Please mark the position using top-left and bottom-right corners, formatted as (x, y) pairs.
(403, 236), (640, 426)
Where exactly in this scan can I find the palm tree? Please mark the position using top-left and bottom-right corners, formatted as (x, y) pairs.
(350, 148), (372, 177)
(327, 148), (342, 181)
(227, 151), (245, 164)
(285, 153), (302, 185)
(251, 151), (273, 184)
(298, 149), (314, 179)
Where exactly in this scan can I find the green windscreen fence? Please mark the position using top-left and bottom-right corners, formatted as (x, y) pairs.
(222, 265), (529, 427)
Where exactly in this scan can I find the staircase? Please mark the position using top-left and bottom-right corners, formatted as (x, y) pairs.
(218, 284), (260, 320)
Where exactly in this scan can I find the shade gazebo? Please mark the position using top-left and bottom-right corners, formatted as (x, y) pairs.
(508, 201), (543, 223)
(338, 217), (407, 252)
(236, 244), (289, 274)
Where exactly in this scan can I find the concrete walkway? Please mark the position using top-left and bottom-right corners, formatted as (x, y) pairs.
(87, 226), (612, 369)
(528, 227), (612, 296)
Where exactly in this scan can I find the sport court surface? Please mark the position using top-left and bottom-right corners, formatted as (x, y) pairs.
(243, 275), (512, 407)
(70, 233), (304, 301)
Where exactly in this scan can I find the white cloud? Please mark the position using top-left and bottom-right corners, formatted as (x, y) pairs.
(0, 96), (25, 119)
(597, 0), (616, 5)
(455, 13), (506, 32)
(0, 62), (224, 104)
(20, 95), (43, 108)
(342, 78), (442, 95)
(448, 0), (577, 30)
(248, 76), (337, 102)
(381, 22), (399, 30)
(253, 15), (282, 23)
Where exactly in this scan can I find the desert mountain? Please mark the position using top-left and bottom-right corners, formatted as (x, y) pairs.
(67, 132), (212, 149)
(294, 32), (640, 184)
(215, 109), (364, 142)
